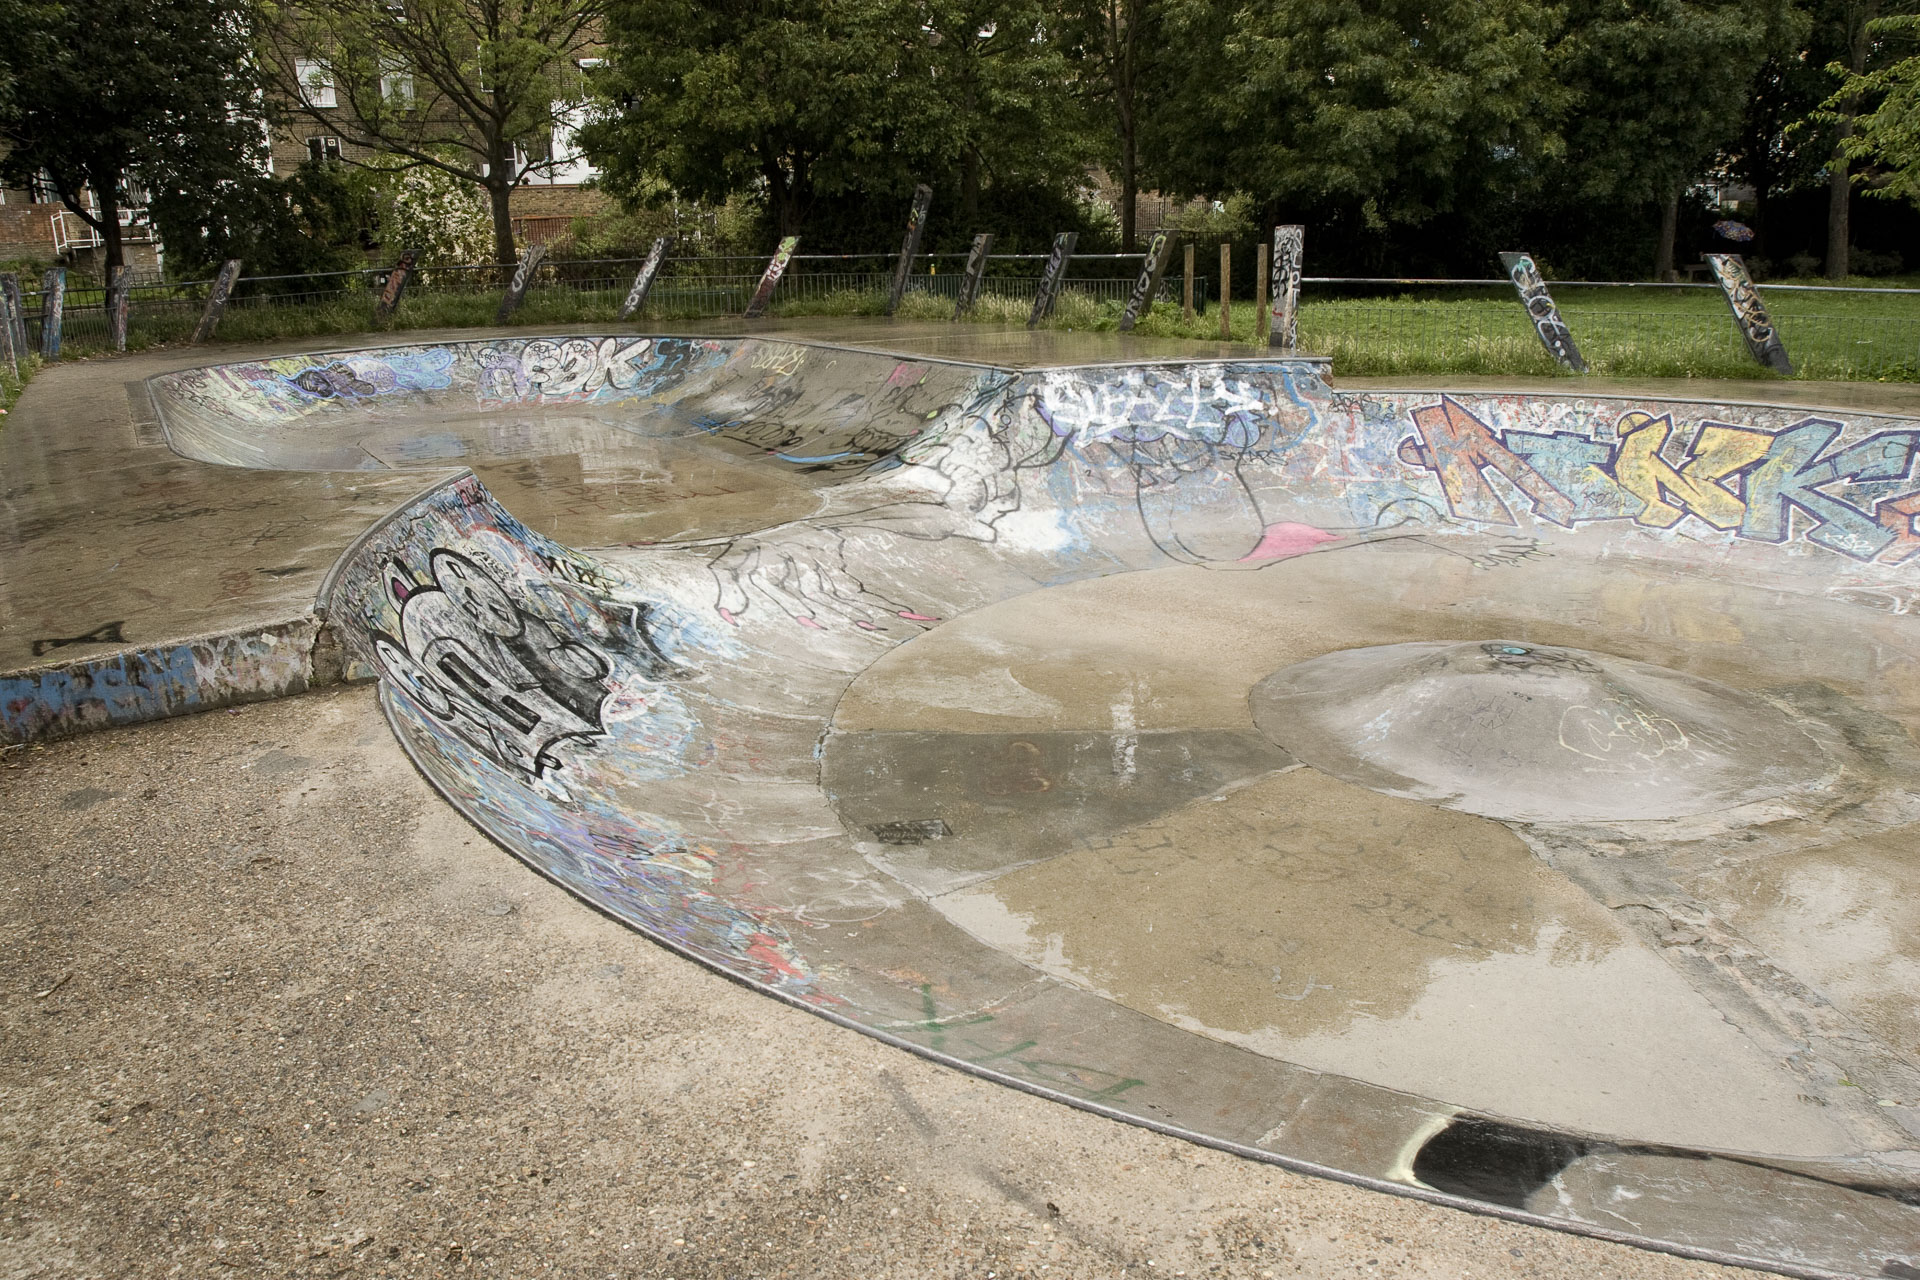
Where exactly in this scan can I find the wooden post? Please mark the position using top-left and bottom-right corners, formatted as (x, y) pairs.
(495, 242), (548, 324)
(1183, 244), (1195, 320)
(1118, 231), (1173, 332)
(1706, 254), (1793, 374)
(1218, 244), (1231, 340)
(954, 233), (994, 318)
(743, 236), (799, 318)
(38, 267), (65, 358)
(1499, 251), (1588, 373)
(0, 286), (16, 379)
(618, 236), (673, 321)
(1254, 241), (1270, 344)
(107, 264), (132, 351)
(1269, 226), (1304, 351)
(1027, 231), (1078, 328)
(191, 259), (244, 344)
(0, 273), (26, 360)
(372, 249), (418, 324)
(886, 184), (933, 316)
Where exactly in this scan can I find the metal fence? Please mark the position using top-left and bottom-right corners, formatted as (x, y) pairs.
(12, 256), (1920, 382)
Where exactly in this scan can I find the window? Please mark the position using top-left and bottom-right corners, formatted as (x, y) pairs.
(295, 58), (336, 108)
(307, 136), (342, 163)
(380, 59), (414, 104)
(29, 170), (57, 204)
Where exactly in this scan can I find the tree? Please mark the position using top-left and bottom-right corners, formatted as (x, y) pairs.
(581, 0), (921, 238)
(256, 0), (605, 266)
(1551, 0), (1799, 277)
(0, 0), (264, 273)
(1061, 0), (1155, 250)
(1144, 0), (1566, 240)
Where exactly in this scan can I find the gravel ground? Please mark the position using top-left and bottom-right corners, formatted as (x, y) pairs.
(1, 685), (1737, 1280)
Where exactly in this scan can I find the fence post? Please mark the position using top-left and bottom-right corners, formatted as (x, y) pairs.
(38, 267), (65, 358)
(1027, 231), (1078, 329)
(1269, 226), (1304, 351)
(1183, 244), (1195, 320)
(886, 184), (934, 317)
(954, 233), (994, 319)
(106, 264), (132, 351)
(1118, 231), (1173, 332)
(743, 236), (799, 318)
(1706, 254), (1793, 374)
(1498, 251), (1587, 373)
(1218, 244), (1231, 340)
(619, 236), (673, 321)
(191, 259), (244, 344)
(0, 273), (25, 360)
(1254, 241), (1270, 344)
(373, 249), (418, 324)
(495, 242), (548, 324)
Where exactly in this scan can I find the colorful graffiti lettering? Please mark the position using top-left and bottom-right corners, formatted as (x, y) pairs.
(1399, 395), (1920, 562)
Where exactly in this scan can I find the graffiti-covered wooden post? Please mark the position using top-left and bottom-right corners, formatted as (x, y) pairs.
(1707, 254), (1794, 374)
(0, 273), (26, 361)
(38, 267), (65, 358)
(1118, 231), (1173, 332)
(373, 249), (418, 325)
(618, 236), (673, 321)
(191, 259), (244, 344)
(106, 264), (132, 351)
(954, 233), (994, 318)
(1027, 231), (1078, 329)
(886, 184), (933, 316)
(1183, 243), (1195, 319)
(1269, 226), (1304, 351)
(743, 236), (799, 318)
(495, 242), (548, 324)
(1499, 252), (1587, 373)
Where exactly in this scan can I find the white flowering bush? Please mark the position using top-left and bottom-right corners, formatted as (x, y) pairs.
(377, 163), (494, 267)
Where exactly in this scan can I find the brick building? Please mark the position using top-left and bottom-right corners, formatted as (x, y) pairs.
(0, 166), (163, 278)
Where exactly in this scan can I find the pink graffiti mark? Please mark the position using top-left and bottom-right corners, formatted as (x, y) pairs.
(1240, 521), (1341, 562)
(796, 616), (825, 630)
(898, 610), (939, 622)
(855, 620), (880, 631)
(718, 607), (739, 626)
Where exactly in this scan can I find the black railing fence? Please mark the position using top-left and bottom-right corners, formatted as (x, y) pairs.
(9, 251), (1920, 381)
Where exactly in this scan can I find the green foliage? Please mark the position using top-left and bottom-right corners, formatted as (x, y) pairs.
(582, 0), (1092, 243)
(257, 0), (605, 263)
(1832, 12), (1920, 203)
(154, 161), (375, 284)
(0, 0), (265, 269)
(371, 161), (495, 267)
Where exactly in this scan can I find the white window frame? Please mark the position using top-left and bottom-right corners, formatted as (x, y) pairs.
(295, 58), (336, 108)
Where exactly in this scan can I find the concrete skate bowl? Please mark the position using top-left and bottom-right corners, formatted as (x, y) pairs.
(152, 336), (1920, 1278)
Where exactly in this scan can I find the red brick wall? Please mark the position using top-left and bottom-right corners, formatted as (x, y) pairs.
(0, 204), (59, 261)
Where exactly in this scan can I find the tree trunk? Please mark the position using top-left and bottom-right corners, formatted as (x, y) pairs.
(1654, 189), (1679, 281)
(487, 178), (516, 268)
(101, 193), (123, 273)
(1120, 142), (1137, 253)
(1827, 144), (1851, 279)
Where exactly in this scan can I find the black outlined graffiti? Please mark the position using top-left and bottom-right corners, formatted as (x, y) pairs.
(1499, 252), (1586, 373)
(1028, 232), (1078, 329)
(1270, 226), (1304, 351)
(955, 233), (995, 318)
(1708, 254), (1794, 375)
(886, 184), (934, 316)
(371, 549), (672, 778)
(496, 243), (548, 324)
(743, 236), (799, 318)
(1119, 232), (1174, 332)
(373, 249), (418, 323)
(618, 236), (674, 320)
(291, 362), (379, 398)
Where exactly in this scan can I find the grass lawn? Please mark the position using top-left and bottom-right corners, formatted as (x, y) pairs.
(18, 271), (1920, 383)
